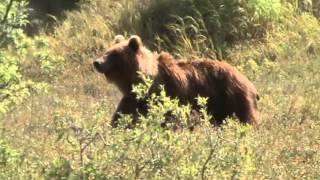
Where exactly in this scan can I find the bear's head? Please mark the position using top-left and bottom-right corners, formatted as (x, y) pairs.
(93, 35), (157, 94)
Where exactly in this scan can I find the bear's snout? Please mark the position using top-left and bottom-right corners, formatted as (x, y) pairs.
(93, 59), (104, 73)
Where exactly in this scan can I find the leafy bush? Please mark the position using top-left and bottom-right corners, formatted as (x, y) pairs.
(0, 0), (66, 117)
(0, 0), (29, 48)
(42, 73), (260, 179)
(20, 36), (65, 81)
(0, 0), (31, 117)
(0, 140), (22, 179)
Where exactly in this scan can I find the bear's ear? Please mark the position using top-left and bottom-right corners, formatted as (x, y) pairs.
(114, 35), (125, 44)
(128, 35), (142, 52)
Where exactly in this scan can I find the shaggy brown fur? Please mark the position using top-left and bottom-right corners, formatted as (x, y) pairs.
(155, 52), (259, 126)
(93, 35), (260, 128)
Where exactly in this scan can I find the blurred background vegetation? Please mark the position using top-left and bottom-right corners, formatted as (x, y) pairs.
(1, 0), (320, 179)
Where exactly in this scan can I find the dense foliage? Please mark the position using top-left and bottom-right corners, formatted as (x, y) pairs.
(1, 0), (320, 178)
(0, 0), (29, 116)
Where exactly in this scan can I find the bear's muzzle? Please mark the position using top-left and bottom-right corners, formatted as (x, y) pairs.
(93, 58), (105, 73)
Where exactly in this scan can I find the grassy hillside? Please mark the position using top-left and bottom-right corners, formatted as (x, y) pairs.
(1, 0), (320, 179)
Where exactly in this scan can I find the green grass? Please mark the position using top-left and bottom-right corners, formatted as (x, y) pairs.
(1, 0), (320, 179)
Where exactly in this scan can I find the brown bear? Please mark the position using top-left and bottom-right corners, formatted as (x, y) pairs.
(93, 35), (260, 128)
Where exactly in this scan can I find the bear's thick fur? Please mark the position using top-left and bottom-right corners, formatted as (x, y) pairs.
(93, 35), (260, 127)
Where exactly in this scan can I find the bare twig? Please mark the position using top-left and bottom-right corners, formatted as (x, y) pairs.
(97, 132), (109, 147)
(134, 163), (146, 179)
(201, 147), (215, 180)
(200, 130), (221, 180)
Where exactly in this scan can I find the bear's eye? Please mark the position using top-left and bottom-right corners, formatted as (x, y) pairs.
(107, 52), (123, 70)
(107, 52), (122, 61)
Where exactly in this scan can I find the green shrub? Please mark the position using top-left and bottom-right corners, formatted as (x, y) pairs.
(0, 0), (66, 117)
(0, 0), (29, 48)
(0, 140), (22, 179)
(0, 0), (31, 117)
(20, 36), (65, 81)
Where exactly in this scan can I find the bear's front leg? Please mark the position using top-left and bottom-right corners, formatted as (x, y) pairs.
(111, 95), (146, 128)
